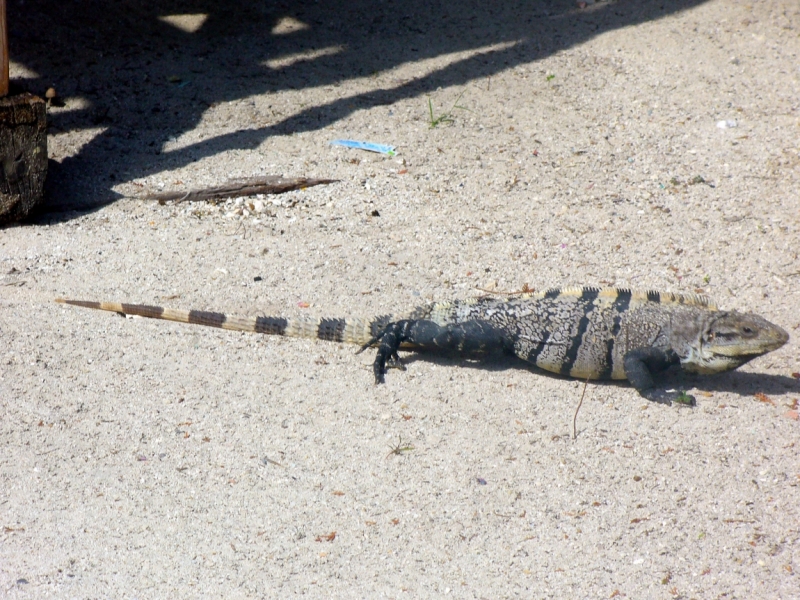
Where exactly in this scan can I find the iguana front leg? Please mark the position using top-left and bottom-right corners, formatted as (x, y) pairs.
(360, 319), (512, 384)
(622, 347), (692, 405)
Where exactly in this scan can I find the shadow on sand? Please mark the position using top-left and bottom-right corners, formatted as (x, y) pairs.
(10, 0), (711, 221)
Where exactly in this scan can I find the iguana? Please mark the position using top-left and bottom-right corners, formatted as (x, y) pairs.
(55, 287), (789, 404)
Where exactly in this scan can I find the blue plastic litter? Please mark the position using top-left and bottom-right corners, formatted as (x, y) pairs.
(330, 139), (396, 156)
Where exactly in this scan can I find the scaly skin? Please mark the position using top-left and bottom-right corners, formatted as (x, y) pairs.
(56, 287), (789, 404)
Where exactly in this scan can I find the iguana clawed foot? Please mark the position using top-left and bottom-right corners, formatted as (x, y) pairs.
(640, 388), (696, 406)
(358, 320), (415, 384)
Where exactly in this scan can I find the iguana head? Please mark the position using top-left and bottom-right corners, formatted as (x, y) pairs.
(682, 311), (789, 374)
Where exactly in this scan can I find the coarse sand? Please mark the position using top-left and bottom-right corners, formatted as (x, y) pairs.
(2, 1), (799, 597)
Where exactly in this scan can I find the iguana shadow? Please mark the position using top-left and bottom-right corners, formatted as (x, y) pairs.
(393, 350), (799, 398)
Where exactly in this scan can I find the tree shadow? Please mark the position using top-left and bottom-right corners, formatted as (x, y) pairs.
(9, 0), (711, 219)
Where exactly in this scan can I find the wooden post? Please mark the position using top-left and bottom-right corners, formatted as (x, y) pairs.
(0, 0), (48, 225)
(0, 0), (7, 97)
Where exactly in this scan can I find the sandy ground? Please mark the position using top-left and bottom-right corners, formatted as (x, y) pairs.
(2, 0), (799, 597)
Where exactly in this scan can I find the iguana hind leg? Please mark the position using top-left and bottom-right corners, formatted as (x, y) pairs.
(362, 319), (511, 384)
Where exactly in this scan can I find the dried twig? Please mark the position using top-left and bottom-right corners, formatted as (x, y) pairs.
(474, 283), (534, 296)
(143, 176), (338, 204)
(572, 378), (589, 440)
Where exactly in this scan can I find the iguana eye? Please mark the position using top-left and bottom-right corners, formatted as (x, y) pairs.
(742, 326), (754, 335)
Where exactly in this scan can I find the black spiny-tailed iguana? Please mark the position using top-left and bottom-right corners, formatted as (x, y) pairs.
(55, 287), (789, 404)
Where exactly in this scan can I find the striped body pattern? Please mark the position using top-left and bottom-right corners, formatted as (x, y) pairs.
(415, 287), (717, 380)
(56, 287), (788, 403)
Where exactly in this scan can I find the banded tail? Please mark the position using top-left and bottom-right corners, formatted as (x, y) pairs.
(54, 299), (388, 346)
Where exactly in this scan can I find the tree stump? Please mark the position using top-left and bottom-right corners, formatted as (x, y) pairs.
(0, 92), (47, 225)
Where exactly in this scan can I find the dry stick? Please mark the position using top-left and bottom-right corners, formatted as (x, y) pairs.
(572, 378), (590, 440)
(474, 284), (535, 299)
(0, 0), (8, 97)
(143, 176), (338, 204)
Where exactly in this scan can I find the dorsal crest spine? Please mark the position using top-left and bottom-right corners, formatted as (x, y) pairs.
(499, 286), (717, 310)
